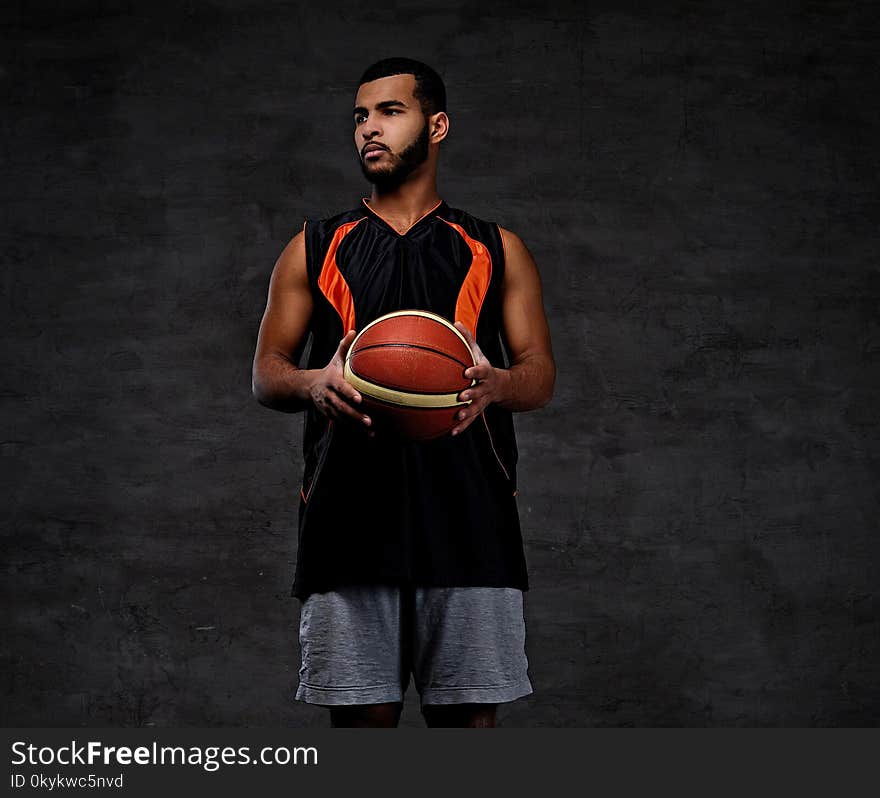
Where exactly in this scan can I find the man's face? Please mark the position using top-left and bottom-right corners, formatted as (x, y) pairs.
(354, 73), (431, 188)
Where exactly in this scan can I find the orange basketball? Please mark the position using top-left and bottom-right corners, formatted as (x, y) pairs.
(343, 310), (477, 441)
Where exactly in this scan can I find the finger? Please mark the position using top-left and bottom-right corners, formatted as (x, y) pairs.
(327, 391), (371, 426)
(455, 321), (487, 361)
(458, 385), (482, 402)
(471, 342), (488, 365)
(464, 363), (491, 381)
(453, 398), (486, 426)
(458, 382), (488, 402)
(453, 320), (472, 340)
(333, 379), (362, 405)
(336, 330), (355, 355)
(454, 321), (479, 357)
(450, 412), (478, 437)
(333, 329), (358, 364)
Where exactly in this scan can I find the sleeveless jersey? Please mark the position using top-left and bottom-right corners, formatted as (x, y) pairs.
(290, 196), (529, 600)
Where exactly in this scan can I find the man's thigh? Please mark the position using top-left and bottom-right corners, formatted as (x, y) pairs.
(295, 584), (407, 707)
(409, 586), (533, 709)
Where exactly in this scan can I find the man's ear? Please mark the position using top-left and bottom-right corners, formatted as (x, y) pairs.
(430, 112), (450, 143)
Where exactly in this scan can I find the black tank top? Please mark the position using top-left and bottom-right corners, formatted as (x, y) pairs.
(290, 196), (529, 600)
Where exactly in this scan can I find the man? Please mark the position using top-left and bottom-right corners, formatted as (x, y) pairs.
(252, 57), (555, 728)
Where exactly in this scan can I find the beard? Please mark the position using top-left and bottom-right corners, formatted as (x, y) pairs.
(359, 119), (430, 189)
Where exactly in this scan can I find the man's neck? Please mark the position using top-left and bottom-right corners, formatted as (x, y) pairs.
(364, 187), (443, 231)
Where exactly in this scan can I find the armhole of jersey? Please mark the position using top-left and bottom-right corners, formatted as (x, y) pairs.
(299, 217), (307, 276)
(496, 222), (506, 271)
(299, 218), (318, 368)
(302, 217), (318, 297)
(302, 218), (310, 276)
(494, 222), (512, 369)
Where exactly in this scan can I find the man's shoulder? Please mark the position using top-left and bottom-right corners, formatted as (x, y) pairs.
(305, 205), (367, 230)
(446, 210), (528, 268)
(453, 205), (523, 253)
(496, 224), (525, 252)
(438, 203), (507, 243)
(439, 202), (489, 225)
(441, 205), (522, 240)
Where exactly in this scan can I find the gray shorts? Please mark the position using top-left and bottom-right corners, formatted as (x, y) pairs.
(295, 584), (533, 707)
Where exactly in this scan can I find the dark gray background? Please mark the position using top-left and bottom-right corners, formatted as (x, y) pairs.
(2, 0), (877, 727)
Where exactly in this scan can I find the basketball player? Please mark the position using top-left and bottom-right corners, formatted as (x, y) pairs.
(252, 58), (555, 728)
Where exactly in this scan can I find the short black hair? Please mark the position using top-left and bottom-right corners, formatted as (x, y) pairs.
(358, 57), (446, 117)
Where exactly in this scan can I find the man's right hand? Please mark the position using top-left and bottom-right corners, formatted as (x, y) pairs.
(309, 329), (375, 438)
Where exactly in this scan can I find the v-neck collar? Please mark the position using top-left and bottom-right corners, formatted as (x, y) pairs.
(361, 196), (447, 237)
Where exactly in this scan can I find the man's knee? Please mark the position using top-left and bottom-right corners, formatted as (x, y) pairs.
(421, 703), (497, 728)
(329, 702), (403, 728)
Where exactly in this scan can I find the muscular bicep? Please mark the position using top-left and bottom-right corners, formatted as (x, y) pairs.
(253, 229), (313, 367)
(499, 226), (554, 366)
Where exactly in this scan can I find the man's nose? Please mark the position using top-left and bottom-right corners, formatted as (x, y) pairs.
(361, 117), (382, 139)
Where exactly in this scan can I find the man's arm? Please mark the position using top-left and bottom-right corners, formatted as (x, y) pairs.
(251, 230), (317, 412)
(493, 225), (556, 411)
(451, 226), (555, 434)
(252, 229), (372, 430)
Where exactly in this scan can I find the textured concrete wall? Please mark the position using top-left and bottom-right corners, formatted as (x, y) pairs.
(2, 0), (877, 726)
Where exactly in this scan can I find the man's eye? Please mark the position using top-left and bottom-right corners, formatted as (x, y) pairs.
(355, 110), (399, 124)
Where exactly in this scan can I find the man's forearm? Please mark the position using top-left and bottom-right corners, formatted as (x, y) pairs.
(494, 354), (555, 412)
(253, 354), (319, 413)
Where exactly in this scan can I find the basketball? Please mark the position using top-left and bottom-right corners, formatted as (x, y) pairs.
(343, 310), (477, 441)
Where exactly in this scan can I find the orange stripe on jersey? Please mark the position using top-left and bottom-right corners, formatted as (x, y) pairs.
(438, 217), (492, 337)
(317, 218), (365, 333)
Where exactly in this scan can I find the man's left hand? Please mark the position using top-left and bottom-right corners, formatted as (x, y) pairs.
(451, 321), (509, 436)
